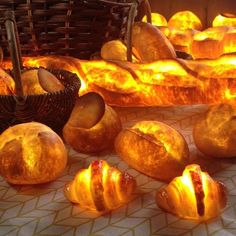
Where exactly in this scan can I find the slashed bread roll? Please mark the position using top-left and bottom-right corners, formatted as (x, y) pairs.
(115, 121), (189, 182)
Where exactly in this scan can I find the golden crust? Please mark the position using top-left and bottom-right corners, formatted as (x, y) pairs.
(63, 105), (122, 153)
(115, 121), (189, 182)
(64, 160), (136, 212)
(0, 68), (15, 95)
(0, 122), (67, 184)
(168, 11), (202, 31)
(156, 164), (227, 221)
(193, 103), (236, 158)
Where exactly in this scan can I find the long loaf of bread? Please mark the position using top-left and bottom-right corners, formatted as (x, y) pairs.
(2, 54), (235, 107)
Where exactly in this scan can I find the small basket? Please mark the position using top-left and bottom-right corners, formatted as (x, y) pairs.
(0, 0), (151, 61)
(0, 11), (80, 133)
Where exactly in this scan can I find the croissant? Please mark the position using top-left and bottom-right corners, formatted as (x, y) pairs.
(64, 160), (136, 212)
(156, 164), (227, 221)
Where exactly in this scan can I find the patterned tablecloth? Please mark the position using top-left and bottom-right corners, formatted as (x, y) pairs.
(1, 105), (236, 236)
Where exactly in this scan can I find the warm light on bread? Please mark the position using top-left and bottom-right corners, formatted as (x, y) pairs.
(132, 22), (176, 62)
(115, 121), (189, 182)
(168, 11), (202, 31)
(193, 103), (236, 158)
(142, 13), (167, 26)
(157, 164), (227, 221)
(63, 93), (122, 153)
(0, 122), (67, 184)
(64, 160), (136, 212)
(0, 68), (15, 95)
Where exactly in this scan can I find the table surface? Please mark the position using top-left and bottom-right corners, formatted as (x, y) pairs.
(1, 105), (236, 236)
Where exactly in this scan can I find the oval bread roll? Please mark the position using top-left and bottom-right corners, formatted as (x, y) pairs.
(115, 121), (189, 182)
(132, 22), (176, 62)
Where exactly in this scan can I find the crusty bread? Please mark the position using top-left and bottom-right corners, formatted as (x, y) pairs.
(190, 27), (229, 59)
(101, 40), (139, 62)
(0, 122), (67, 184)
(132, 22), (176, 62)
(63, 104), (122, 153)
(115, 121), (189, 182)
(156, 164), (227, 221)
(168, 11), (202, 31)
(101, 40), (128, 61)
(193, 103), (236, 158)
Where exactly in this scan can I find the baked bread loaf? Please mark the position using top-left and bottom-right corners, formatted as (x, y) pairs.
(193, 103), (236, 158)
(101, 40), (139, 62)
(168, 28), (197, 54)
(115, 121), (189, 182)
(213, 13), (236, 27)
(156, 164), (227, 221)
(63, 93), (122, 153)
(142, 13), (167, 27)
(0, 122), (67, 184)
(168, 11), (202, 31)
(64, 160), (136, 212)
(0, 68), (15, 95)
(190, 27), (229, 59)
(21, 69), (47, 95)
(222, 28), (236, 54)
(132, 22), (176, 62)
(21, 68), (64, 95)
(20, 54), (236, 107)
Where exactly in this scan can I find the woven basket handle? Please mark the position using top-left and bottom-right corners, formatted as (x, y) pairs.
(4, 11), (24, 97)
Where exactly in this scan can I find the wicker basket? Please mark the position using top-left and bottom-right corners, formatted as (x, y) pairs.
(0, 11), (80, 133)
(0, 0), (151, 60)
(0, 69), (80, 133)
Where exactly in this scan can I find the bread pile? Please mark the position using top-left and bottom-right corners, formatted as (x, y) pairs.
(101, 11), (236, 60)
(101, 22), (176, 63)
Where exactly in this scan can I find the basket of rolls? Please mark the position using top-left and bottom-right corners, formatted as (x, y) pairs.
(0, 11), (80, 133)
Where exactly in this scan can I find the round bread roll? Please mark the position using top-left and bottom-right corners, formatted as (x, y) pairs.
(142, 13), (167, 27)
(115, 121), (189, 182)
(132, 22), (176, 62)
(193, 103), (236, 158)
(0, 122), (67, 184)
(21, 69), (47, 95)
(101, 40), (140, 62)
(168, 11), (202, 31)
(101, 40), (128, 61)
(0, 68), (15, 95)
(21, 68), (64, 95)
